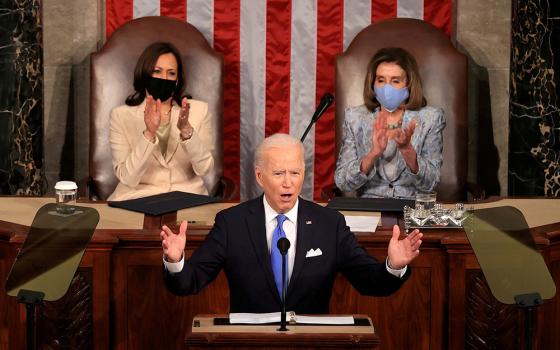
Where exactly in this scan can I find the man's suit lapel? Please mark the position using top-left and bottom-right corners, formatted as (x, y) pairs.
(287, 198), (315, 296)
(245, 196), (280, 301)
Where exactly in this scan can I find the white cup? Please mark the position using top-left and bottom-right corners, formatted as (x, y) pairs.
(55, 181), (77, 214)
(415, 191), (437, 211)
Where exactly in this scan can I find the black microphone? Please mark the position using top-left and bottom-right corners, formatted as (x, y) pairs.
(277, 237), (290, 255)
(277, 237), (291, 332)
(300, 93), (334, 142)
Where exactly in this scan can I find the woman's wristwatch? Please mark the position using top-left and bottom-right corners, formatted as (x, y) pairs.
(143, 130), (156, 143)
(180, 126), (194, 141)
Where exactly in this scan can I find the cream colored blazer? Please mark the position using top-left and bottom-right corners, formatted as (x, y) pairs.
(108, 99), (215, 201)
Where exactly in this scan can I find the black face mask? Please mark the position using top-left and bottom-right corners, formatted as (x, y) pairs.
(146, 76), (176, 101)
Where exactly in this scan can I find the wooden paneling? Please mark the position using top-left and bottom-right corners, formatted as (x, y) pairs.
(329, 248), (443, 350)
(1, 210), (559, 350)
(0, 237), (24, 349)
(543, 259), (560, 350)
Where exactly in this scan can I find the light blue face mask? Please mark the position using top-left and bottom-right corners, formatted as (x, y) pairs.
(374, 84), (409, 112)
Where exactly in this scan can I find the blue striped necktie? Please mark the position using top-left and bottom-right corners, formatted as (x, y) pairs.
(271, 214), (288, 298)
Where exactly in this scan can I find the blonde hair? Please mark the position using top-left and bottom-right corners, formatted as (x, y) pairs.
(254, 133), (304, 168)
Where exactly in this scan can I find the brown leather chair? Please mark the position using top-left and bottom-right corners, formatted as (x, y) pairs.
(334, 18), (474, 202)
(89, 16), (234, 200)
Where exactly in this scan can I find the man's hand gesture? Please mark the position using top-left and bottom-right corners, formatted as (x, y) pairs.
(387, 225), (422, 270)
(161, 220), (188, 263)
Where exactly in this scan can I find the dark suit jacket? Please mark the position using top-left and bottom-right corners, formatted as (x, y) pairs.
(164, 196), (410, 313)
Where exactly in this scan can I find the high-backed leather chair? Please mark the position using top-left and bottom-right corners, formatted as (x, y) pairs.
(335, 18), (469, 202)
(89, 16), (230, 200)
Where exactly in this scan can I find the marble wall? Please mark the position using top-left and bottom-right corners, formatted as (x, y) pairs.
(40, 0), (513, 197)
(0, 0), (46, 195)
(509, 0), (560, 196)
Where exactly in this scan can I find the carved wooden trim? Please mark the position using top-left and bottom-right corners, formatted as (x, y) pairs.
(465, 270), (520, 349)
(36, 271), (92, 349)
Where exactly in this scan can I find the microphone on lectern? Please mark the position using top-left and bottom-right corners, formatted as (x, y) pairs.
(300, 93), (334, 142)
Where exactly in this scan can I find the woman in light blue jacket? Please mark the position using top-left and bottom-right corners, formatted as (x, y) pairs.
(335, 47), (445, 199)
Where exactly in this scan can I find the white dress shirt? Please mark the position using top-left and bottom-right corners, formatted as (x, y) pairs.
(263, 195), (298, 280)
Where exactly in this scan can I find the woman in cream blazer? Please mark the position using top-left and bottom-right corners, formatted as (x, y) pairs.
(108, 42), (215, 201)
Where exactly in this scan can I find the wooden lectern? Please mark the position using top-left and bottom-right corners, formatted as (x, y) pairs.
(186, 314), (380, 349)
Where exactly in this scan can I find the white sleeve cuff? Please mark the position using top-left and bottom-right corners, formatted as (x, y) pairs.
(386, 257), (407, 278)
(163, 254), (184, 273)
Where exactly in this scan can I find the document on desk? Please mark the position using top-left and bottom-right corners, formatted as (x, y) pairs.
(343, 215), (381, 233)
(229, 312), (354, 325)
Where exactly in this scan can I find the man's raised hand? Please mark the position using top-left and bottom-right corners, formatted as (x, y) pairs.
(387, 225), (422, 270)
(160, 220), (188, 263)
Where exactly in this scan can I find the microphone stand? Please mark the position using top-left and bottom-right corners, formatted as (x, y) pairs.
(17, 289), (44, 350)
(300, 93), (334, 142)
(277, 237), (290, 332)
(279, 252), (288, 331)
(300, 121), (315, 143)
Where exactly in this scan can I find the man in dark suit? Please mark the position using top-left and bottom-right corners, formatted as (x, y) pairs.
(160, 133), (422, 313)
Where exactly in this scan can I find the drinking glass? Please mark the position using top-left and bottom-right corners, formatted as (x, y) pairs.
(415, 191), (437, 211)
(55, 181), (77, 214)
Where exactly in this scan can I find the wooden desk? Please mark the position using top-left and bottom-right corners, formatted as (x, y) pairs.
(1, 198), (559, 350)
(186, 314), (379, 349)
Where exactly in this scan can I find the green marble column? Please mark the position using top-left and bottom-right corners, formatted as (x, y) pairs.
(0, 0), (46, 194)
(509, 0), (560, 196)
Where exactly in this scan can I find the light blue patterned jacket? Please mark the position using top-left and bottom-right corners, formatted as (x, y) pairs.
(335, 105), (446, 199)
